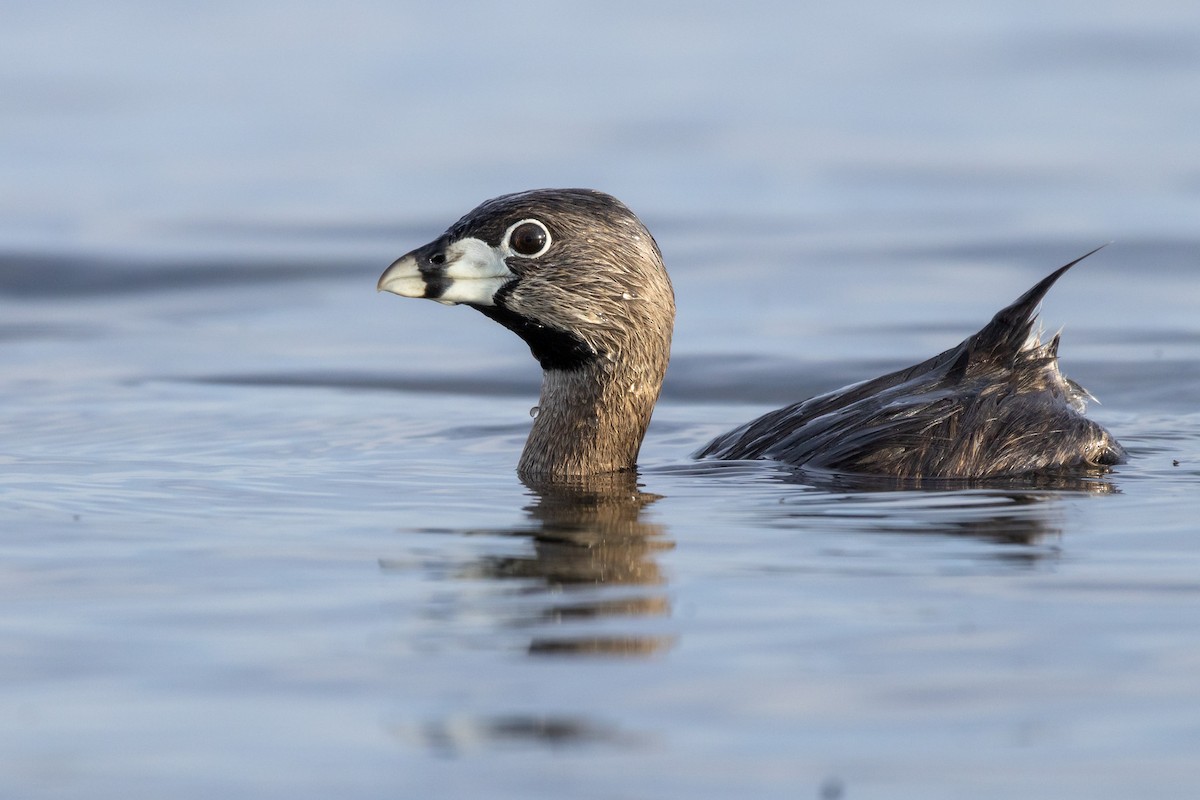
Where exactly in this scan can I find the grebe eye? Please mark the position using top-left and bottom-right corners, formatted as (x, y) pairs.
(507, 220), (550, 257)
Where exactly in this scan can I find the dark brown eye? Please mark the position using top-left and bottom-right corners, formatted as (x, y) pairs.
(507, 220), (550, 257)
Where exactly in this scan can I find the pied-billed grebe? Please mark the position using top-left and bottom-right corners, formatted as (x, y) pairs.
(377, 188), (1124, 480)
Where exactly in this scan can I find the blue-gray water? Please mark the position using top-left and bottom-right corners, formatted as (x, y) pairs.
(3, 3), (1200, 799)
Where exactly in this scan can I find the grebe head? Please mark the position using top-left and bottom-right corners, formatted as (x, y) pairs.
(378, 188), (674, 373)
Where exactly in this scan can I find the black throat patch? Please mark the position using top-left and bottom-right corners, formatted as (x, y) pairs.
(474, 292), (597, 372)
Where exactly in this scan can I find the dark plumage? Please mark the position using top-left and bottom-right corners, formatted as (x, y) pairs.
(378, 188), (1125, 481)
(698, 249), (1125, 477)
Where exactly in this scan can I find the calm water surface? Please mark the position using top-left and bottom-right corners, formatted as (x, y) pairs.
(3, 3), (1200, 799)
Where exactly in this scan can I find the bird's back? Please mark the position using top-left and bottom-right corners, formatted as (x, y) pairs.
(697, 251), (1126, 479)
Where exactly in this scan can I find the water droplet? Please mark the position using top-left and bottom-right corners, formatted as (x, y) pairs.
(621, 292), (632, 300)
(529, 406), (540, 419)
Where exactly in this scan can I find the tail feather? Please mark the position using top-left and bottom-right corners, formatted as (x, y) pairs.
(1046, 331), (1061, 358)
(972, 245), (1107, 360)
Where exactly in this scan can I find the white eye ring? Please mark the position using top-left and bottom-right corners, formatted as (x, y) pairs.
(503, 218), (552, 258)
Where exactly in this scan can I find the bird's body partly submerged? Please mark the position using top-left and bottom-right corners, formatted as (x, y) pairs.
(378, 188), (1124, 481)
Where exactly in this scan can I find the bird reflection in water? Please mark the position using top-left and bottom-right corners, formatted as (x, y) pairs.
(771, 466), (1121, 566)
(383, 471), (676, 658)
(507, 473), (675, 656)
